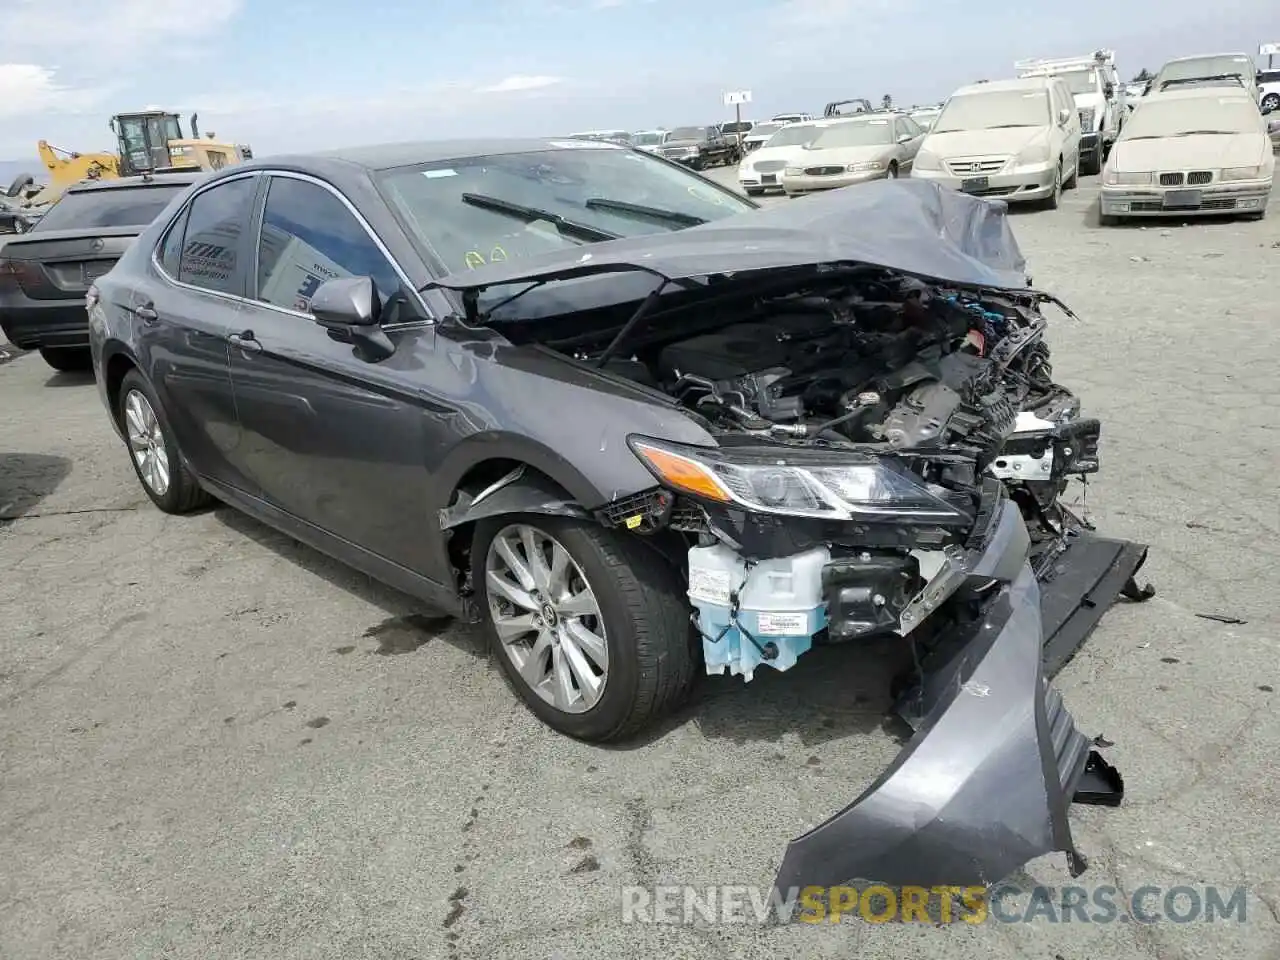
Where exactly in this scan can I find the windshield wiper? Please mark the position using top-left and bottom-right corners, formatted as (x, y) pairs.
(1171, 130), (1234, 136)
(460, 192), (620, 243)
(584, 198), (708, 228)
(984, 123), (1037, 129)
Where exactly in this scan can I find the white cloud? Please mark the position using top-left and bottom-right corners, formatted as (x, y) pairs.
(0, 64), (107, 120)
(475, 75), (564, 94)
(1, 0), (242, 62)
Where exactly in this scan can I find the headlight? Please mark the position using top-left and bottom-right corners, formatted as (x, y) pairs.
(1221, 165), (1262, 181)
(628, 438), (966, 521)
(846, 160), (885, 172)
(1016, 143), (1051, 165)
(1103, 169), (1152, 185)
(913, 150), (941, 171)
(784, 165), (804, 175)
(1079, 108), (1096, 130)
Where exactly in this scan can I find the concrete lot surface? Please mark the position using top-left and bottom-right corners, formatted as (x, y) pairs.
(2, 171), (1278, 959)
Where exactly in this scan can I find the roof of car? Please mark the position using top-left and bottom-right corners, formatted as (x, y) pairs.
(1160, 52), (1252, 65)
(65, 171), (206, 193)
(952, 77), (1059, 96)
(250, 138), (630, 174)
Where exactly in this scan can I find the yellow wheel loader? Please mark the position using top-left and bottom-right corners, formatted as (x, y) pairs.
(12, 110), (254, 213)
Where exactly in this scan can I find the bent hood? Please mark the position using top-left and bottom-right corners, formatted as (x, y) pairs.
(923, 126), (1049, 159)
(423, 178), (1029, 312)
(1111, 133), (1267, 172)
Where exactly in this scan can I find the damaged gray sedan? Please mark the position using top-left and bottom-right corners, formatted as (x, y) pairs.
(88, 140), (1152, 897)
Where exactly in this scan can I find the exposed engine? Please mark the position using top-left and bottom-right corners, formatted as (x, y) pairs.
(644, 275), (1061, 467)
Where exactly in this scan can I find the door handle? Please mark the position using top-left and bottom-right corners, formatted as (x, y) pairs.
(228, 330), (262, 353)
(133, 302), (158, 322)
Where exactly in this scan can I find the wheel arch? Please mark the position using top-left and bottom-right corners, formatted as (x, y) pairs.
(101, 343), (140, 428)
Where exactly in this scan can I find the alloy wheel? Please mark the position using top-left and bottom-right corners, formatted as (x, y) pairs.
(124, 389), (170, 496)
(484, 524), (609, 714)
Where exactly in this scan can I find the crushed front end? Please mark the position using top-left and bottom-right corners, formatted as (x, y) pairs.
(591, 272), (1151, 893)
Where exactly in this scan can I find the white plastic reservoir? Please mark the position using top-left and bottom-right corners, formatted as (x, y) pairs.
(687, 543), (830, 682)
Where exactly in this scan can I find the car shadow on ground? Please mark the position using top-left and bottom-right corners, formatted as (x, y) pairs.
(213, 504), (908, 750)
(42, 370), (96, 388)
(212, 506), (487, 658)
(0, 453), (73, 521)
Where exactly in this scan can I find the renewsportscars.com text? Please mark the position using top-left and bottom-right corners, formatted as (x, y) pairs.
(621, 884), (1250, 925)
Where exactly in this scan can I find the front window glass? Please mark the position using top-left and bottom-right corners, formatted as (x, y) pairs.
(377, 146), (754, 274)
(1157, 57), (1253, 88)
(749, 122), (783, 138)
(633, 132), (665, 146)
(1056, 69), (1099, 95)
(932, 91), (1050, 132)
(810, 118), (894, 148)
(763, 123), (821, 148)
(667, 126), (704, 141)
(256, 177), (401, 313)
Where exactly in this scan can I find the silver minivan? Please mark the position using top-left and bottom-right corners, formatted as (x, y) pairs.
(909, 76), (1083, 209)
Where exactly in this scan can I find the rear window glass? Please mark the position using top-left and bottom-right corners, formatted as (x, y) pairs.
(30, 184), (189, 232)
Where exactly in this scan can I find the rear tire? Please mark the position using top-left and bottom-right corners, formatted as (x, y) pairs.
(38, 346), (92, 372)
(117, 369), (213, 514)
(473, 515), (696, 742)
(1262, 93), (1280, 112)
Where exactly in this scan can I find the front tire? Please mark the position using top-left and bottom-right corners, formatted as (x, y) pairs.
(473, 516), (695, 742)
(1043, 162), (1063, 210)
(1262, 93), (1279, 112)
(117, 369), (212, 514)
(885, 162), (898, 179)
(38, 346), (91, 371)
(745, 187), (765, 197)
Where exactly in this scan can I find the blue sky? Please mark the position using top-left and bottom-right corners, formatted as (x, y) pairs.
(0, 0), (1276, 162)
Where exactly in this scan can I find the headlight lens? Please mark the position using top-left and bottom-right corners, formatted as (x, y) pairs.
(1016, 143), (1051, 165)
(1221, 165), (1262, 181)
(846, 160), (885, 172)
(784, 165), (804, 175)
(629, 438), (966, 521)
(913, 149), (941, 171)
(1103, 169), (1152, 185)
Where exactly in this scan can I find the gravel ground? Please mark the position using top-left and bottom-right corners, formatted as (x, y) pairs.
(1, 170), (1278, 959)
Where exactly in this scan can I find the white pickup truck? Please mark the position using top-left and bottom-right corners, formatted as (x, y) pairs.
(1016, 49), (1125, 175)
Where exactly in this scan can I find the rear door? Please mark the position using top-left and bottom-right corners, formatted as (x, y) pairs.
(224, 172), (438, 574)
(140, 174), (260, 494)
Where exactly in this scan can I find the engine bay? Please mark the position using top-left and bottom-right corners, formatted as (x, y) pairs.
(574, 271), (1069, 467)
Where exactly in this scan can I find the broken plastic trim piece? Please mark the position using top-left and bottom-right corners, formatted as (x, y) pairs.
(438, 469), (588, 530)
(773, 560), (1094, 901)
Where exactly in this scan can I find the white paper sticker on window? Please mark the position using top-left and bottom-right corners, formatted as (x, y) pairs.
(422, 169), (458, 179)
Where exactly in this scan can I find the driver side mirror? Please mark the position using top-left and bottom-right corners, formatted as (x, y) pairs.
(1057, 108), (1072, 125)
(311, 276), (396, 362)
(897, 133), (913, 143)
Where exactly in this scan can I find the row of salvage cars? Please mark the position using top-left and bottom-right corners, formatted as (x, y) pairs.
(6, 134), (1157, 900)
(738, 54), (1275, 223)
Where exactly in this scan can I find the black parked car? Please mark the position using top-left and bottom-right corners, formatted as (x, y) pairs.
(88, 139), (1152, 895)
(0, 172), (204, 370)
(658, 125), (738, 168)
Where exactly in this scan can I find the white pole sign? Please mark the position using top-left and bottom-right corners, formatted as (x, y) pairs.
(1259, 42), (1279, 55)
(723, 90), (752, 106)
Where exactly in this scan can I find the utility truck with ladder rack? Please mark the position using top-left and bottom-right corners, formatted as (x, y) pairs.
(1016, 49), (1125, 174)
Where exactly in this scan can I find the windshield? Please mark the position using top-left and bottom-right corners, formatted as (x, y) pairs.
(1157, 56), (1253, 87)
(1122, 96), (1264, 139)
(377, 147), (755, 274)
(721, 121), (753, 134)
(810, 118), (894, 148)
(764, 123), (820, 148)
(1056, 69), (1099, 95)
(910, 110), (939, 128)
(30, 184), (188, 232)
(933, 90), (1050, 132)
(748, 122), (783, 138)
(667, 126), (705, 141)
(633, 132), (665, 145)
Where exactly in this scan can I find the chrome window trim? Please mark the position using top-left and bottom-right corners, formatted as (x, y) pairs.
(149, 168), (435, 329)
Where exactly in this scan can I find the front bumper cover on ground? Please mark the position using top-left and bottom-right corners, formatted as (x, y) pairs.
(773, 497), (1150, 898)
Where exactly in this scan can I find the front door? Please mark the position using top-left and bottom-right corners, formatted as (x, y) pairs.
(224, 173), (438, 576)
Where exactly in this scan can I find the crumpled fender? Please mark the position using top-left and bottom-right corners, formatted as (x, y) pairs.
(438, 465), (589, 530)
(773, 525), (1097, 896)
